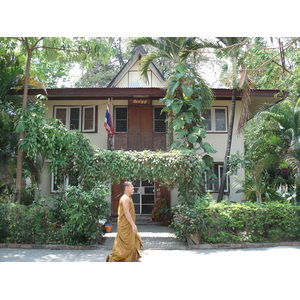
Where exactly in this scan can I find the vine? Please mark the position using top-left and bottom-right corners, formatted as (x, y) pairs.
(16, 98), (215, 206)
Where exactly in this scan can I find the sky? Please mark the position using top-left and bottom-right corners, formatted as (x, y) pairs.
(1, 1), (298, 88)
(2, 1), (298, 37)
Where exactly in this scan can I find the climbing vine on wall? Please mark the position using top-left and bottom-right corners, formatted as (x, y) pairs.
(78, 149), (213, 205)
(16, 98), (214, 205)
(161, 63), (215, 153)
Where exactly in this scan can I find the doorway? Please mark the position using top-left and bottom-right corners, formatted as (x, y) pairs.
(128, 106), (153, 151)
(111, 180), (170, 216)
(132, 180), (155, 215)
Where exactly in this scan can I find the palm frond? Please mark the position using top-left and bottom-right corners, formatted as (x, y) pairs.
(130, 37), (159, 50)
(139, 50), (166, 83)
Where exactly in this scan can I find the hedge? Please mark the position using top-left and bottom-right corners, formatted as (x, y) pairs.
(172, 201), (300, 245)
(0, 184), (110, 245)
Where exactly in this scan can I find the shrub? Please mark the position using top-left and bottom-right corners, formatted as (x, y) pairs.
(0, 203), (10, 242)
(7, 203), (63, 244)
(172, 201), (300, 245)
(59, 184), (110, 245)
(0, 184), (110, 245)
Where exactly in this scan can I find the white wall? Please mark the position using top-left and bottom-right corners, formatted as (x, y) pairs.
(44, 99), (109, 149)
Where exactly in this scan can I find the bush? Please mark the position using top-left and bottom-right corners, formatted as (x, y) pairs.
(0, 203), (10, 242)
(6, 203), (63, 244)
(0, 184), (110, 245)
(59, 184), (110, 245)
(172, 201), (300, 245)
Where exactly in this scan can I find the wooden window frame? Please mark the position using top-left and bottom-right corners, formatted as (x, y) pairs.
(54, 105), (97, 133)
(51, 172), (79, 193)
(205, 164), (229, 193)
(114, 106), (128, 133)
(153, 106), (166, 133)
(204, 107), (228, 133)
(82, 106), (96, 132)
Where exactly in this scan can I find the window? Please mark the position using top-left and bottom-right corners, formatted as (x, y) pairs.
(205, 164), (229, 193)
(54, 106), (97, 132)
(154, 107), (166, 133)
(82, 106), (96, 132)
(203, 107), (227, 132)
(114, 107), (128, 133)
(51, 172), (78, 193)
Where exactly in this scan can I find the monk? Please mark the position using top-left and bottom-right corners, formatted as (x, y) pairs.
(149, 191), (166, 222)
(106, 181), (143, 262)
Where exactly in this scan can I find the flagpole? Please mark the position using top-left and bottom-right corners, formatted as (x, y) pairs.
(108, 98), (111, 150)
(106, 97), (114, 151)
(111, 98), (114, 150)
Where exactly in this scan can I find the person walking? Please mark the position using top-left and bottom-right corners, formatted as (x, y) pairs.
(106, 181), (143, 262)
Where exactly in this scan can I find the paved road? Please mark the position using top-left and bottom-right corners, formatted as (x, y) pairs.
(1, 246), (300, 299)
(1, 223), (300, 299)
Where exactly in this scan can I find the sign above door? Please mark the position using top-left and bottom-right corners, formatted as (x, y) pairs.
(129, 99), (152, 106)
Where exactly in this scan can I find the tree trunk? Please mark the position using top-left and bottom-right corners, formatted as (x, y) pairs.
(14, 43), (33, 203)
(217, 88), (237, 202)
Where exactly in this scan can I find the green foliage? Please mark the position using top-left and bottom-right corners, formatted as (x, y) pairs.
(15, 99), (210, 206)
(172, 193), (212, 243)
(130, 37), (206, 82)
(241, 98), (300, 203)
(5, 203), (62, 244)
(172, 201), (300, 245)
(0, 203), (10, 242)
(161, 63), (214, 151)
(59, 184), (110, 245)
(0, 184), (110, 245)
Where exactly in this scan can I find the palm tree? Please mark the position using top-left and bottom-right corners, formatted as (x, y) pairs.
(130, 37), (211, 150)
(261, 98), (300, 203)
(130, 37), (205, 82)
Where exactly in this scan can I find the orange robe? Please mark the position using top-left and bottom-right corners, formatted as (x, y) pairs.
(151, 197), (166, 221)
(106, 197), (143, 262)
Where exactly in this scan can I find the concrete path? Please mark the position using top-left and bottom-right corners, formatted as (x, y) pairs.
(1, 223), (300, 299)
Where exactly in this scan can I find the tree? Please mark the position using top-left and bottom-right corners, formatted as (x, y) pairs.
(130, 37), (206, 83)
(161, 63), (214, 150)
(229, 38), (300, 203)
(8, 37), (111, 203)
(74, 37), (132, 88)
(160, 63), (216, 203)
(0, 40), (23, 200)
(259, 98), (300, 203)
(198, 37), (250, 202)
(130, 37), (210, 149)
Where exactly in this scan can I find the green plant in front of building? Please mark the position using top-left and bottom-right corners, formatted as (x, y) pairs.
(59, 184), (110, 245)
(0, 184), (110, 245)
(172, 200), (300, 245)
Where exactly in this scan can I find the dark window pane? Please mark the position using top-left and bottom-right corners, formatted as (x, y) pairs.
(142, 195), (154, 204)
(142, 205), (153, 214)
(56, 108), (67, 126)
(70, 108), (80, 130)
(115, 107), (127, 132)
(215, 109), (226, 131)
(203, 109), (212, 131)
(154, 107), (166, 132)
(84, 107), (94, 130)
(134, 204), (140, 214)
(69, 172), (78, 186)
(141, 180), (153, 187)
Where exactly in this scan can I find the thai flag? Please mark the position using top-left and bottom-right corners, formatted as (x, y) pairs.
(104, 104), (114, 137)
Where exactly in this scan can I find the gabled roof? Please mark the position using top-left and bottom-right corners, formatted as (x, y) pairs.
(106, 46), (165, 88)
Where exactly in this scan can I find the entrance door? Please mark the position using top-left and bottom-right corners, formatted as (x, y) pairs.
(128, 106), (153, 151)
(132, 180), (155, 215)
(111, 180), (170, 216)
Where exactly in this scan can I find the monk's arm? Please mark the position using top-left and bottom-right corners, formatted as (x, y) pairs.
(121, 196), (138, 234)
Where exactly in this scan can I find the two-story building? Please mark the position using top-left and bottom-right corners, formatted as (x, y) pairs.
(28, 47), (281, 216)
